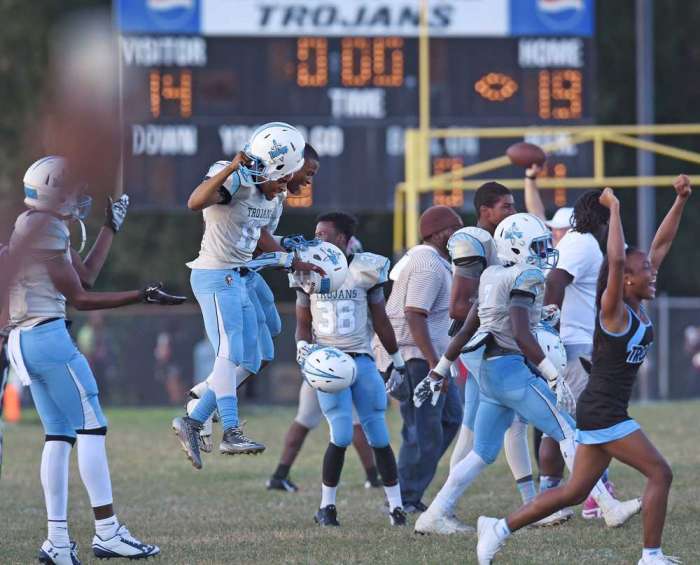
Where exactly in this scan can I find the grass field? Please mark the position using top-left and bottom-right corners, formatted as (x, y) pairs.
(3, 401), (700, 564)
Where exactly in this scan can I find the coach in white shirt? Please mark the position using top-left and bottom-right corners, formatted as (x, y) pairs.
(538, 190), (612, 508)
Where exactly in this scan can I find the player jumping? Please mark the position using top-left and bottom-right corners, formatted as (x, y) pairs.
(294, 212), (408, 527)
(477, 178), (691, 565)
(3, 156), (185, 564)
(172, 123), (321, 469)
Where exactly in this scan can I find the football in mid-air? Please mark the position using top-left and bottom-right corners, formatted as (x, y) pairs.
(506, 142), (547, 168)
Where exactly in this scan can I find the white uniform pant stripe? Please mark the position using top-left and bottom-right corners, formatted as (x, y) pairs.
(67, 363), (99, 430)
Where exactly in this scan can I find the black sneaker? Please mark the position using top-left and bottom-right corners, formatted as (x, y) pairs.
(404, 501), (428, 514)
(266, 476), (299, 492)
(220, 427), (265, 455)
(314, 505), (340, 527)
(172, 416), (203, 469)
(364, 476), (382, 489)
(389, 507), (407, 526)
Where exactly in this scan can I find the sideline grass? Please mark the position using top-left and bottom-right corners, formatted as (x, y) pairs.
(2, 401), (699, 564)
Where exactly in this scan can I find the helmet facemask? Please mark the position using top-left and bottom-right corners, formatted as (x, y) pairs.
(527, 234), (559, 270)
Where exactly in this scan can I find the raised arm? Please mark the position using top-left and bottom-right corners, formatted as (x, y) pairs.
(648, 174), (692, 271)
(598, 187), (628, 333)
(187, 152), (251, 211)
(523, 163), (546, 221)
(70, 195), (131, 288)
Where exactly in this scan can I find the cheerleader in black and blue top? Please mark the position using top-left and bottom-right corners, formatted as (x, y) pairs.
(476, 177), (691, 565)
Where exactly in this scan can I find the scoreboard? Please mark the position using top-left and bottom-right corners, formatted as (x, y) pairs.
(117, 0), (596, 211)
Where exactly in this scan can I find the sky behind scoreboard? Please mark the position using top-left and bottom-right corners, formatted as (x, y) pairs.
(116, 0), (596, 211)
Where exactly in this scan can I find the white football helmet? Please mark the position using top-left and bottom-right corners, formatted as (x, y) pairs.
(291, 241), (348, 295)
(23, 155), (91, 219)
(243, 122), (305, 183)
(494, 213), (558, 270)
(303, 347), (357, 393)
(534, 324), (568, 374)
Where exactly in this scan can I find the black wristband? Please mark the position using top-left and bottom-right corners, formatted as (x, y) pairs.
(526, 174), (537, 180)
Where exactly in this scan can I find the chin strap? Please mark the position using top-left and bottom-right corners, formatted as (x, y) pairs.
(76, 219), (87, 253)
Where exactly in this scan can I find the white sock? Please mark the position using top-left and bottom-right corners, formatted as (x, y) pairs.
(321, 484), (337, 508)
(449, 426), (474, 470)
(642, 547), (662, 558)
(95, 515), (119, 540)
(208, 356), (237, 397)
(190, 380), (210, 398)
(48, 520), (70, 547)
(431, 451), (488, 516)
(496, 518), (511, 539)
(41, 440), (71, 545)
(504, 417), (532, 480)
(77, 434), (113, 508)
(384, 483), (403, 511)
(235, 366), (253, 388)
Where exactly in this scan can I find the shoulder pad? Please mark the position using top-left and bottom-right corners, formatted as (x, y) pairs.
(511, 265), (545, 297)
(448, 227), (499, 267)
(350, 252), (390, 289)
(14, 212), (69, 251)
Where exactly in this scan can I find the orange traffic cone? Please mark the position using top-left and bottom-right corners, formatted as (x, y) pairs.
(3, 383), (21, 423)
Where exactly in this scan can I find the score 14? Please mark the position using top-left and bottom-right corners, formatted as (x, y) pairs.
(149, 70), (192, 119)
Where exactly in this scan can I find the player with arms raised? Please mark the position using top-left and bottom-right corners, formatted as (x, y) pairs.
(477, 178), (691, 565)
(3, 156), (185, 564)
(172, 123), (322, 469)
(294, 212), (408, 527)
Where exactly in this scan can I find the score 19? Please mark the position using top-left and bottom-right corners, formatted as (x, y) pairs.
(474, 68), (583, 120)
(297, 37), (404, 88)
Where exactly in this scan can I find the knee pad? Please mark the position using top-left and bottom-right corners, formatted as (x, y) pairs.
(294, 382), (323, 429)
(473, 438), (501, 465)
(360, 414), (390, 448)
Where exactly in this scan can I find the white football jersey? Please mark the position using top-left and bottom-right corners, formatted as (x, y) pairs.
(187, 161), (282, 270)
(302, 252), (389, 354)
(9, 211), (71, 326)
(477, 263), (545, 352)
(448, 226), (501, 278)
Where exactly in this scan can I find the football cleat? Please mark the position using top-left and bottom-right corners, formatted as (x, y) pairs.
(314, 505), (340, 527)
(602, 498), (642, 528)
(92, 524), (160, 560)
(171, 416), (203, 469)
(185, 399), (213, 453)
(266, 476), (299, 492)
(530, 507), (573, 528)
(415, 510), (474, 535)
(476, 516), (506, 565)
(389, 507), (407, 527)
(219, 427), (265, 455)
(38, 540), (81, 565)
(638, 553), (682, 564)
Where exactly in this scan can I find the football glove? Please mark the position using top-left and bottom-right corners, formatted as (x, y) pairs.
(413, 374), (444, 408)
(385, 363), (407, 399)
(141, 282), (186, 305)
(296, 340), (321, 367)
(552, 375), (577, 415)
(280, 234), (320, 251)
(246, 252), (294, 272)
(105, 194), (130, 233)
(540, 304), (561, 326)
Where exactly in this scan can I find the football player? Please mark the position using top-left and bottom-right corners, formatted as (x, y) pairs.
(442, 182), (540, 524)
(413, 213), (641, 537)
(294, 212), (408, 527)
(185, 143), (322, 452)
(172, 124), (322, 469)
(477, 179), (690, 565)
(3, 156), (185, 564)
